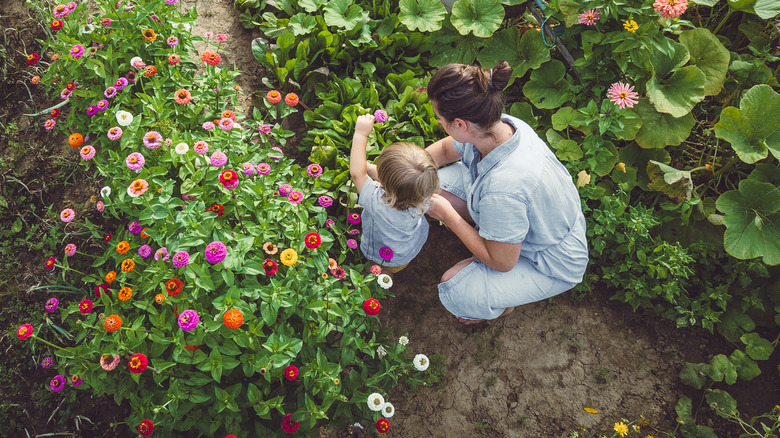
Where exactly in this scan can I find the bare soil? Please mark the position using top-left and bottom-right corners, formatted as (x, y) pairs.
(1, 0), (776, 437)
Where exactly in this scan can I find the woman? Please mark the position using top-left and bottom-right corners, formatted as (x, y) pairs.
(424, 61), (589, 324)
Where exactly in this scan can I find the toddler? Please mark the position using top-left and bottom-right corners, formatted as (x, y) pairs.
(349, 114), (439, 274)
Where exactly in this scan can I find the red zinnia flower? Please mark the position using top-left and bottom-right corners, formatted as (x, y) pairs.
(17, 324), (33, 340)
(284, 93), (299, 106)
(50, 108), (60, 118)
(263, 259), (278, 276)
(202, 51), (221, 66)
(128, 353), (148, 373)
(363, 298), (381, 316)
(79, 299), (93, 314)
(304, 232), (321, 249)
(45, 256), (56, 270)
(166, 278), (183, 297)
(281, 414), (299, 434)
(266, 90), (281, 104)
(138, 419), (154, 436)
(211, 203), (224, 216)
(219, 170), (239, 189)
(51, 19), (63, 30)
(144, 65), (157, 77)
(376, 418), (390, 434)
(66, 82), (76, 91)
(27, 53), (40, 65)
(285, 365), (298, 380)
(94, 283), (110, 298)
(104, 233), (113, 243)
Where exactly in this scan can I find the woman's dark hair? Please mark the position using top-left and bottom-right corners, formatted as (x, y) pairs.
(427, 61), (512, 128)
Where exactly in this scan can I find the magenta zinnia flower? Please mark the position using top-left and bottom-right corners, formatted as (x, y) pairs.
(138, 244), (152, 258)
(172, 251), (190, 267)
(50, 375), (66, 391)
(279, 184), (292, 197)
(379, 246), (394, 261)
(242, 162), (255, 175)
(258, 124), (271, 134)
(128, 221), (142, 234)
(210, 151), (227, 167)
(178, 309), (199, 331)
(70, 44), (85, 58)
(205, 241), (227, 264)
(114, 77), (128, 90)
(318, 195), (333, 207)
(578, 9), (600, 26)
(125, 152), (145, 170)
(348, 212), (361, 225)
(374, 109), (388, 123)
(307, 163), (323, 178)
(607, 82), (639, 109)
(288, 190), (303, 204)
(45, 297), (59, 312)
(154, 247), (169, 261)
(70, 375), (82, 386)
(60, 208), (75, 223)
(347, 239), (357, 249)
(79, 299), (93, 314)
(42, 357), (53, 368)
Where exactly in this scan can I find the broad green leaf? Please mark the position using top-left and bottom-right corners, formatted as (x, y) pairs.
(749, 163), (780, 186)
(716, 179), (780, 265)
(717, 308), (756, 343)
(633, 99), (696, 149)
(551, 107), (579, 131)
(647, 160), (693, 203)
(588, 141), (619, 177)
(740, 332), (774, 360)
(680, 362), (708, 389)
(647, 65), (706, 117)
(428, 23), (483, 66)
(692, 0), (719, 5)
(478, 27), (550, 87)
(450, 0), (505, 38)
(323, 0), (364, 30)
(522, 60), (571, 109)
(610, 109), (642, 141)
(707, 354), (737, 384)
(398, 0), (447, 32)
(705, 389), (738, 418)
(676, 396), (693, 419)
(555, 139), (582, 162)
(729, 350), (761, 381)
(298, 0), (324, 12)
(649, 41), (690, 77)
(754, 0), (780, 18)
(679, 28), (729, 96)
(714, 84), (780, 164)
(509, 102), (538, 129)
(289, 13), (317, 36)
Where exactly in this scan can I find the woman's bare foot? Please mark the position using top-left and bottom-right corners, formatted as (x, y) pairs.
(456, 306), (515, 325)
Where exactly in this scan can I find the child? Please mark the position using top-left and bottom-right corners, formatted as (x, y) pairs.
(350, 113), (439, 275)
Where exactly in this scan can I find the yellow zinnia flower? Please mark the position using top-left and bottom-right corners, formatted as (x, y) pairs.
(623, 20), (638, 33)
(279, 248), (298, 266)
(614, 422), (629, 437)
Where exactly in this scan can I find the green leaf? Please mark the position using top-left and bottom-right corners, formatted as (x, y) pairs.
(555, 139), (582, 162)
(754, 0), (780, 18)
(707, 354), (738, 384)
(429, 22), (484, 66)
(675, 396), (693, 420)
(705, 389), (738, 418)
(717, 308), (756, 343)
(740, 332), (774, 360)
(522, 60), (572, 109)
(679, 28), (729, 96)
(398, 0), (447, 32)
(323, 0), (364, 30)
(647, 161), (693, 203)
(729, 350), (761, 381)
(551, 107), (579, 131)
(647, 66), (706, 117)
(714, 84), (780, 164)
(478, 28), (550, 88)
(692, 0), (719, 5)
(680, 362), (709, 389)
(509, 102), (538, 129)
(633, 99), (696, 149)
(289, 13), (317, 36)
(716, 179), (780, 265)
(450, 0), (505, 38)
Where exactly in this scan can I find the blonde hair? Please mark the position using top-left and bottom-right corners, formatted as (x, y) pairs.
(376, 142), (439, 212)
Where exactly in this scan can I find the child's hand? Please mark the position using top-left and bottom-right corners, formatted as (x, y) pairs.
(355, 114), (375, 138)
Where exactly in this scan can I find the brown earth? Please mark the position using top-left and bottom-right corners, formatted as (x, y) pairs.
(1, 0), (776, 437)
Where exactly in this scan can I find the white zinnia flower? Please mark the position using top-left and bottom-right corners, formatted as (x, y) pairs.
(377, 273), (393, 289)
(413, 353), (430, 371)
(366, 393), (384, 412)
(82, 23), (95, 34)
(381, 402), (395, 418)
(398, 336), (409, 346)
(175, 142), (189, 154)
(377, 345), (387, 358)
(116, 110), (133, 126)
(100, 186), (111, 198)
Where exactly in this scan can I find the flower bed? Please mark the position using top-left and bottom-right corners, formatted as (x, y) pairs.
(19, 0), (430, 435)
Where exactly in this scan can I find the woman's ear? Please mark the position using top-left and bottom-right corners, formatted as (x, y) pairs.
(452, 117), (468, 131)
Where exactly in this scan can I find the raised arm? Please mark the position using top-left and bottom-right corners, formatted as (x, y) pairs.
(425, 136), (463, 169)
(349, 114), (375, 194)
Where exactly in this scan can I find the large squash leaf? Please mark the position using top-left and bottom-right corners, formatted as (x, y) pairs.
(633, 99), (696, 149)
(477, 27), (550, 88)
(679, 28), (730, 96)
(716, 179), (780, 265)
(713, 84), (780, 164)
(398, 0), (447, 33)
(323, 0), (364, 30)
(522, 60), (572, 110)
(647, 160), (693, 203)
(754, 0), (780, 19)
(647, 66), (706, 117)
(450, 0), (505, 38)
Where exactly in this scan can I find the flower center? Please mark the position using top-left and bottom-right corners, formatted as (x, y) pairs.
(619, 92), (628, 98)
(129, 156), (137, 163)
(132, 181), (143, 189)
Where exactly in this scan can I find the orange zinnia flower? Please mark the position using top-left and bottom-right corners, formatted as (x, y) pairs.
(116, 241), (130, 254)
(142, 29), (157, 42)
(118, 287), (133, 301)
(105, 271), (117, 283)
(120, 258), (135, 272)
(144, 65), (157, 77)
(104, 314), (122, 332)
(68, 133), (83, 147)
(284, 92), (299, 106)
(154, 293), (165, 304)
(223, 309), (243, 329)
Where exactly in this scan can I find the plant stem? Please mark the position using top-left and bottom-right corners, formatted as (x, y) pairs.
(713, 9), (733, 35)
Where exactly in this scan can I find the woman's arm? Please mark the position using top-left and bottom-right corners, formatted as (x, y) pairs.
(425, 136), (462, 169)
(428, 194), (521, 272)
(350, 114), (375, 194)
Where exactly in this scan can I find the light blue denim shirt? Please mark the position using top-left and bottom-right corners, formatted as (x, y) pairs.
(450, 114), (588, 284)
(358, 176), (429, 267)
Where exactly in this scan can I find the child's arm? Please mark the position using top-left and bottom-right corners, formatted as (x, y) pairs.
(350, 114), (375, 194)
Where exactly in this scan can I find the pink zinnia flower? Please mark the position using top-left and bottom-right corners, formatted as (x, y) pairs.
(216, 33), (226, 42)
(194, 140), (209, 154)
(242, 162), (255, 175)
(318, 195), (333, 207)
(44, 119), (56, 130)
(370, 264), (382, 275)
(257, 162), (270, 175)
(42, 357), (53, 368)
(578, 9), (600, 26)
(205, 241), (227, 264)
(653, 0), (687, 19)
(101, 18), (111, 26)
(210, 151), (227, 167)
(125, 152), (145, 170)
(154, 247), (169, 261)
(202, 121), (215, 130)
(607, 82), (639, 109)
(104, 87), (117, 98)
(142, 131), (162, 149)
(96, 201), (104, 212)
(100, 354), (120, 371)
(80, 145), (96, 160)
(205, 31), (213, 38)
(347, 239), (357, 249)
(307, 163), (323, 177)
(288, 190), (303, 204)
(60, 89), (72, 100)
(167, 36), (179, 46)
(218, 117), (234, 131)
(45, 297), (59, 311)
(60, 208), (75, 223)
(53, 4), (68, 18)
(107, 126), (123, 140)
(374, 109), (388, 123)
(279, 184), (292, 197)
(325, 218), (334, 229)
(172, 251), (190, 267)
(258, 124), (271, 134)
(64, 243), (76, 256)
(127, 179), (149, 197)
(270, 146), (284, 160)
